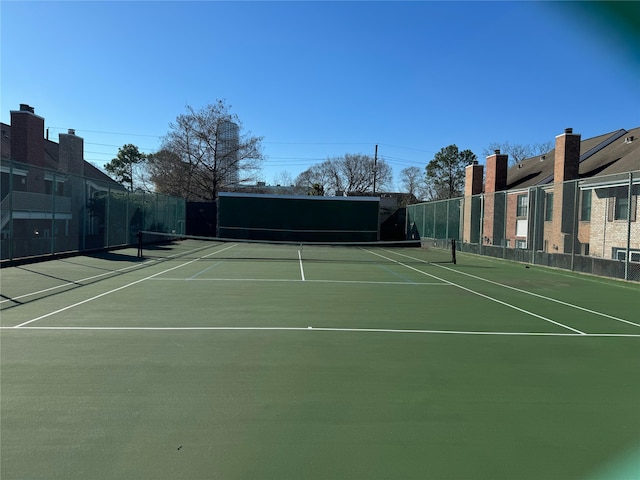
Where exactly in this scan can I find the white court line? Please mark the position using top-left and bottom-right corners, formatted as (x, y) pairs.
(387, 249), (640, 328)
(187, 261), (222, 280)
(4, 325), (639, 337)
(364, 249), (586, 335)
(0, 259), (157, 305)
(12, 243), (238, 328)
(298, 249), (306, 281)
(150, 277), (450, 286)
(1, 240), (231, 305)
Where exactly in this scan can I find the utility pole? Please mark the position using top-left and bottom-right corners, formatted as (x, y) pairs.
(373, 144), (378, 194)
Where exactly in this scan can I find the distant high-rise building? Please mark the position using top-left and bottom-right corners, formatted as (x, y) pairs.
(218, 120), (239, 187)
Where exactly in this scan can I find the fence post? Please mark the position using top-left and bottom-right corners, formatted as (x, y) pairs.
(479, 194), (484, 255)
(105, 186), (111, 248)
(8, 162), (14, 260)
(81, 178), (87, 251)
(432, 202), (436, 241)
(460, 197), (465, 245)
(51, 171), (56, 255)
(625, 172), (632, 281)
(571, 180), (579, 272)
(503, 191), (508, 259)
(530, 187), (537, 265)
(445, 200), (450, 242)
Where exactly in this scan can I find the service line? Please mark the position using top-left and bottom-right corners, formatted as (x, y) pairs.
(388, 249), (640, 329)
(364, 249), (586, 335)
(12, 243), (238, 328)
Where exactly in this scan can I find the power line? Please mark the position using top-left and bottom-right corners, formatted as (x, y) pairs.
(49, 126), (162, 139)
(50, 126), (434, 157)
(378, 143), (436, 154)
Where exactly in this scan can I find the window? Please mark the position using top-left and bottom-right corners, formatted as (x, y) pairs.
(615, 195), (629, 220)
(544, 192), (554, 221)
(44, 178), (65, 196)
(613, 248), (640, 263)
(580, 190), (591, 221)
(515, 240), (527, 249)
(608, 187), (637, 222)
(516, 194), (528, 217)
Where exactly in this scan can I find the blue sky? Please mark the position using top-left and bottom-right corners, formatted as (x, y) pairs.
(2, 1), (638, 189)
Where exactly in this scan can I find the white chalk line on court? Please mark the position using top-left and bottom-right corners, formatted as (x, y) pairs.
(149, 277), (449, 286)
(364, 249), (586, 335)
(187, 261), (223, 280)
(298, 249), (306, 281)
(3, 325), (639, 337)
(0, 259), (157, 305)
(1, 240), (232, 306)
(386, 249), (640, 329)
(12, 243), (239, 328)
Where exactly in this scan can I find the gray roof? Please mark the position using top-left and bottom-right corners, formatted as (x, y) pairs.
(505, 127), (640, 190)
(1, 122), (118, 184)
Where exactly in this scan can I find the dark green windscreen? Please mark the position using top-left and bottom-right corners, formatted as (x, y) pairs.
(217, 193), (380, 241)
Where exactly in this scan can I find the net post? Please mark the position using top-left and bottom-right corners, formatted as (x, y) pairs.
(137, 230), (143, 258)
(451, 238), (457, 265)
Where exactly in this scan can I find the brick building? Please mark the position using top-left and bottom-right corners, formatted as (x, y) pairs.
(1, 104), (124, 257)
(463, 127), (640, 262)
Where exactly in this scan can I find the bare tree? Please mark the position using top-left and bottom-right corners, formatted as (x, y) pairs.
(399, 166), (429, 202)
(146, 149), (193, 198)
(272, 170), (294, 187)
(533, 141), (554, 155)
(295, 154), (392, 196)
(483, 141), (554, 166)
(154, 101), (264, 200)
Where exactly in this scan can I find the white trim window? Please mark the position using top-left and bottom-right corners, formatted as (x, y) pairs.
(516, 194), (528, 217)
(613, 248), (640, 263)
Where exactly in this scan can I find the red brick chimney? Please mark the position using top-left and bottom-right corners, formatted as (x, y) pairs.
(463, 161), (483, 244)
(554, 127), (581, 182)
(482, 150), (509, 246)
(59, 128), (85, 176)
(485, 149), (508, 193)
(10, 104), (45, 167)
(464, 161), (483, 197)
(552, 128), (581, 253)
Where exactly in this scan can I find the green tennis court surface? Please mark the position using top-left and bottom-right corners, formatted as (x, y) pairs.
(1, 240), (639, 479)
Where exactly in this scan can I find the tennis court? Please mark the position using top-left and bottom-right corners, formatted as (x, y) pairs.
(1, 238), (639, 479)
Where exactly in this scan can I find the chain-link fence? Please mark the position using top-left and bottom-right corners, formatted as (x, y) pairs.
(407, 171), (640, 282)
(1, 159), (186, 262)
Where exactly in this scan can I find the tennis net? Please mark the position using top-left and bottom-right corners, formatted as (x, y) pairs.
(138, 231), (454, 265)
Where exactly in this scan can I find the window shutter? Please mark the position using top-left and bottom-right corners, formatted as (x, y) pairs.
(631, 194), (637, 222)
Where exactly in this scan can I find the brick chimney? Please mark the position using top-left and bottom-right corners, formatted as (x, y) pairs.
(58, 128), (85, 176)
(10, 104), (45, 167)
(483, 150), (509, 246)
(463, 161), (483, 244)
(464, 161), (483, 197)
(552, 128), (581, 253)
(554, 128), (580, 183)
(484, 149), (508, 193)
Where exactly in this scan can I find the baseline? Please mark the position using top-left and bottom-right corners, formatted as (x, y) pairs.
(4, 325), (639, 338)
